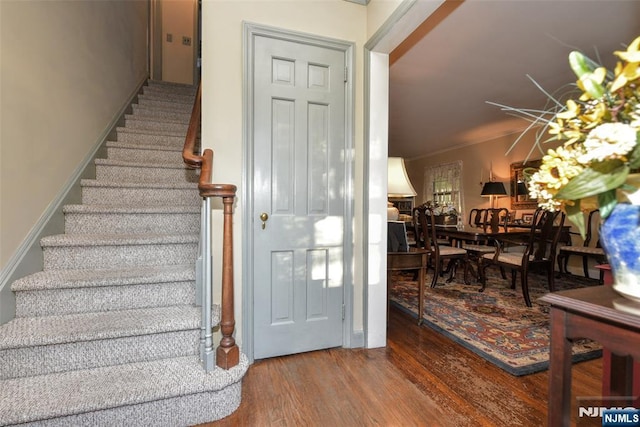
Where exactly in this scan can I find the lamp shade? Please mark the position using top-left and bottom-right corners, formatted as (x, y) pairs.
(387, 157), (417, 197)
(481, 181), (507, 196)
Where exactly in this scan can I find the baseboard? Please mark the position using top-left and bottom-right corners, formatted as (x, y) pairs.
(0, 75), (148, 325)
(351, 330), (365, 348)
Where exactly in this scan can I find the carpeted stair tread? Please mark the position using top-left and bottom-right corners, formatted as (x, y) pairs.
(125, 112), (190, 125)
(137, 93), (195, 104)
(115, 130), (185, 146)
(130, 108), (191, 123)
(81, 179), (197, 190)
(41, 232), (198, 247)
(0, 354), (249, 426)
(106, 140), (183, 152)
(95, 157), (192, 169)
(11, 264), (195, 292)
(124, 118), (189, 133)
(63, 204), (200, 214)
(135, 99), (193, 113)
(116, 126), (187, 138)
(146, 80), (197, 93)
(138, 94), (193, 105)
(0, 305), (202, 350)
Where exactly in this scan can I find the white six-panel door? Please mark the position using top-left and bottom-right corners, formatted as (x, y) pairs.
(251, 33), (347, 359)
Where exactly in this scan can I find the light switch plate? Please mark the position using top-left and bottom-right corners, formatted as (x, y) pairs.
(166, 33), (173, 42)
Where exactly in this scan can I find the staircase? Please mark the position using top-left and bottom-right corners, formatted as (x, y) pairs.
(0, 80), (248, 426)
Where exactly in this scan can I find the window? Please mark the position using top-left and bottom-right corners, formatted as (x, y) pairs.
(423, 161), (463, 214)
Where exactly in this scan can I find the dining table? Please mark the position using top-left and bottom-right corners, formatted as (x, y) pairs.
(434, 224), (532, 244)
(433, 224), (532, 283)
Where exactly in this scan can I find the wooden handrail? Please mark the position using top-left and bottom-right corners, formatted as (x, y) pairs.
(182, 84), (203, 169)
(183, 81), (239, 370)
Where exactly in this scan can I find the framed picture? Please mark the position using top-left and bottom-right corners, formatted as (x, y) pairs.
(522, 213), (534, 224)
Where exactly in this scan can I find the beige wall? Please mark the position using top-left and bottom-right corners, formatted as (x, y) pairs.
(405, 130), (541, 217)
(0, 1), (148, 318)
(161, 0), (196, 84)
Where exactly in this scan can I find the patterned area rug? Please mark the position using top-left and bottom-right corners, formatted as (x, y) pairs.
(389, 267), (603, 376)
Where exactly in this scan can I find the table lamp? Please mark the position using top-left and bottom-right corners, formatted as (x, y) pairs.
(481, 181), (507, 209)
(387, 157), (417, 220)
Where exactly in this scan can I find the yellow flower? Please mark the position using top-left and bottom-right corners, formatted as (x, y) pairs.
(612, 35), (640, 92)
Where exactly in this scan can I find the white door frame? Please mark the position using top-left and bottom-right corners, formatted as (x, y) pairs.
(363, 0), (445, 348)
(242, 22), (355, 363)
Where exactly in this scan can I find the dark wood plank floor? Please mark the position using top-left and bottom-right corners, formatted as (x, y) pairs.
(202, 305), (602, 426)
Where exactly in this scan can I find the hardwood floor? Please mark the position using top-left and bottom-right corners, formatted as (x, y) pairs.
(202, 305), (602, 426)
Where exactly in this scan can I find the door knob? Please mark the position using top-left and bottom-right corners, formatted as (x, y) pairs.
(260, 212), (269, 229)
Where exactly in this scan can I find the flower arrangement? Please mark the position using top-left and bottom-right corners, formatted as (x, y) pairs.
(424, 201), (458, 217)
(493, 35), (640, 237)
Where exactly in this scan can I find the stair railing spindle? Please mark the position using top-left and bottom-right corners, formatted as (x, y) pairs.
(183, 82), (239, 371)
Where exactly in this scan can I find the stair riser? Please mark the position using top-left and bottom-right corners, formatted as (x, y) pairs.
(23, 383), (242, 427)
(65, 212), (199, 234)
(138, 92), (195, 104)
(82, 186), (200, 206)
(144, 83), (196, 96)
(0, 330), (198, 380)
(137, 99), (193, 112)
(116, 130), (184, 146)
(128, 110), (191, 124)
(43, 243), (198, 270)
(131, 106), (191, 123)
(124, 118), (189, 134)
(95, 164), (199, 183)
(15, 281), (196, 317)
(107, 146), (182, 163)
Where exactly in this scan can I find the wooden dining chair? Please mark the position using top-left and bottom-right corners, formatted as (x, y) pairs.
(415, 205), (469, 287)
(483, 208), (510, 233)
(478, 208), (566, 307)
(468, 208), (486, 228)
(462, 208), (509, 282)
(557, 209), (606, 283)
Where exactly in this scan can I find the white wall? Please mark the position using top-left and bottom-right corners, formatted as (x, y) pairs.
(0, 1), (149, 321)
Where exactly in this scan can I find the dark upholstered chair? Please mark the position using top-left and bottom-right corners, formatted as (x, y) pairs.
(479, 208), (566, 307)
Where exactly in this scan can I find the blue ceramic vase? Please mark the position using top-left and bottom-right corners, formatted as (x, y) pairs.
(600, 203), (640, 302)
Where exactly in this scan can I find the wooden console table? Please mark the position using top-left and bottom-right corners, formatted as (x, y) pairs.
(541, 286), (640, 426)
(387, 249), (429, 325)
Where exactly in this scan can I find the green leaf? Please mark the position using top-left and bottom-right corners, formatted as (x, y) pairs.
(565, 202), (586, 239)
(555, 165), (629, 200)
(568, 51), (605, 99)
(598, 190), (618, 219)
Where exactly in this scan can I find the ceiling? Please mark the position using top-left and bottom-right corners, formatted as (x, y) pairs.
(388, 0), (640, 160)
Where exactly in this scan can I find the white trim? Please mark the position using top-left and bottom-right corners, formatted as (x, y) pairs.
(363, 0), (444, 347)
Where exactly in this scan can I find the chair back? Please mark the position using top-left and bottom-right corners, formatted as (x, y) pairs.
(412, 206), (425, 248)
(414, 205), (439, 255)
(584, 209), (602, 248)
(484, 208), (509, 232)
(525, 208), (566, 263)
(468, 208), (486, 228)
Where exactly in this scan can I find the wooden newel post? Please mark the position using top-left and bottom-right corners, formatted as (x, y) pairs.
(216, 193), (239, 369)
